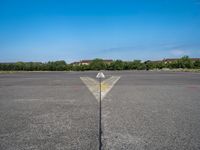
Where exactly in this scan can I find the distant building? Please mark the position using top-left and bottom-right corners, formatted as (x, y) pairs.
(148, 60), (162, 63)
(70, 61), (80, 65)
(71, 59), (113, 65)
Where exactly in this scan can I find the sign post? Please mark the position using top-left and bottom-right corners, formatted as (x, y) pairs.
(96, 72), (105, 150)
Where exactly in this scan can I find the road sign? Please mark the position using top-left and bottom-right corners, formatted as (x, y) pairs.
(96, 72), (105, 79)
(96, 71), (105, 150)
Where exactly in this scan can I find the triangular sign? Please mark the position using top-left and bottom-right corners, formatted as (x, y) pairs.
(96, 72), (105, 79)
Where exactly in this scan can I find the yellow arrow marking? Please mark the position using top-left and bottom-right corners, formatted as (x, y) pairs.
(101, 83), (109, 92)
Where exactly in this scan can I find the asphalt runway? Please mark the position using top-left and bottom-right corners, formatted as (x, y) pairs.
(0, 71), (200, 150)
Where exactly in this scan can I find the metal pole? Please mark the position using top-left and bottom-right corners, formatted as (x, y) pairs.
(99, 78), (102, 150)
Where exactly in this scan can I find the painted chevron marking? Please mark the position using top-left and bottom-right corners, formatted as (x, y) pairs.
(80, 76), (120, 101)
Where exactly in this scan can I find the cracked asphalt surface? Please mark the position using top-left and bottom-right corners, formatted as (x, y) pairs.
(0, 71), (200, 150)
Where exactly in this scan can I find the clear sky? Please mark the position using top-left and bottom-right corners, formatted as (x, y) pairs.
(0, 0), (200, 63)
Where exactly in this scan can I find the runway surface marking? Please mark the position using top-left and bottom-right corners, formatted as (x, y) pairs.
(80, 76), (120, 101)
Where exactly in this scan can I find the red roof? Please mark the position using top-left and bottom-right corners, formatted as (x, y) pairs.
(80, 59), (113, 63)
(71, 59), (113, 64)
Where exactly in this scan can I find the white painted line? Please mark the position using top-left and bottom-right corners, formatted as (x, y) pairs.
(101, 76), (120, 99)
(80, 76), (120, 101)
(80, 77), (99, 100)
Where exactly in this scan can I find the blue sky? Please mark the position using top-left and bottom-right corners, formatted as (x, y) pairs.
(0, 0), (200, 63)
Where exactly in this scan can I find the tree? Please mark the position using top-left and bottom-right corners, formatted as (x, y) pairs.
(16, 62), (26, 70)
(178, 56), (193, 68)
(89, 58), (106, 70)
(0, 56), (199, 71)
(110, 60), (124, 70)
(155, 62), (165, 69)
(194, 60), (200, 69)
(144, 61), (155, 70)
(129, 60), (145, 70)
(54, 60), (66, 71)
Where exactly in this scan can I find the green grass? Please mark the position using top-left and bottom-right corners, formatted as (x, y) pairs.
(161, 68), (200, 73)
(173, 69), (200, 72)
(0, 69), (200, 74)
(0, 71), (18, 74)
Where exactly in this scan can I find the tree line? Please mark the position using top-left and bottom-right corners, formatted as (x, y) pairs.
(0, 56), (200, 71)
